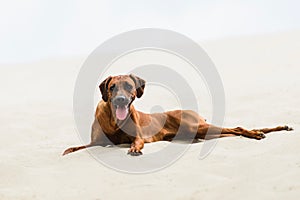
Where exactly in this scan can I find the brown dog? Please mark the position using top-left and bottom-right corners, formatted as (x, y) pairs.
(63, 74), (293, 156)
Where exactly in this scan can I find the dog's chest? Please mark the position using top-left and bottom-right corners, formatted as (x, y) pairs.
(104, 129), (134, 145)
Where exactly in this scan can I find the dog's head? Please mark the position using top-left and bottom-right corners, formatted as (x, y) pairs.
(99, 74), (145, 121)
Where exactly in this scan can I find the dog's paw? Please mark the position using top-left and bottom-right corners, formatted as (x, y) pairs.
(252, 131), (266, 140)
(62, 148), (74, 156)
(127, 147), (143, 156)
(127, 151), (143, 156)
(283, 125), (293, 131)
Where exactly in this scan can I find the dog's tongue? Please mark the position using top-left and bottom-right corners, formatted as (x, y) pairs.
(116, 106), (128, 120)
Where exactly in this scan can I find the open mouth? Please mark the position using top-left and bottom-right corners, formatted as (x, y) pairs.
(115, 105), (129, 120)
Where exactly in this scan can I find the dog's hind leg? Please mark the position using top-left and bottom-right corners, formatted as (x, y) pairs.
(197, 125), (267, 140)
(197, 124), (293, 140)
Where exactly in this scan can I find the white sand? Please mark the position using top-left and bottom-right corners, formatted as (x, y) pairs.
(1, 31), (300, 199)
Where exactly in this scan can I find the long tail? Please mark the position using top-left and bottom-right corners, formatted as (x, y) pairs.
(62, 143), (94, 156)
(252, 125), (293, 133)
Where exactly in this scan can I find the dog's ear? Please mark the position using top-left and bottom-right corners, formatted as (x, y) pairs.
(99, 76), (112, 102)
(129, 74), (146, 98)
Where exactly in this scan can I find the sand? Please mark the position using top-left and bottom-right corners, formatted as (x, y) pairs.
(0, 30), (300, 199)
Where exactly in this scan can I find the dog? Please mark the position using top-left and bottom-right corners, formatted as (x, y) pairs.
(63, 74), (293, 156)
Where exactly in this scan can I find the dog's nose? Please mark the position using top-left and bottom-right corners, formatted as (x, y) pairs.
(115, 95), (126, 103)
(113, 95), (129, 105)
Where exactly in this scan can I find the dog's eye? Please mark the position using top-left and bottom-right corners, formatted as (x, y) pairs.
(109, 84), (116, 91)
(125, 83), (133, 91)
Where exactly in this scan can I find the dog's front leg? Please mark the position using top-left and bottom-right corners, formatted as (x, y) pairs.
(128, 135), (144, 156)
(127, 110), (144, 156)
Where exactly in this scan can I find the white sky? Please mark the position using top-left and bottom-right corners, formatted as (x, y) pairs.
(0, 0), (299, 63)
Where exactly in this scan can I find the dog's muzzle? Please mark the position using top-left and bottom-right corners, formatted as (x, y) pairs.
(112, 95), (130, 120)
(112, 95), (130, 106)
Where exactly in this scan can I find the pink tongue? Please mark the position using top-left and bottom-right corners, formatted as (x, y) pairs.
(116, 106), (128, 120)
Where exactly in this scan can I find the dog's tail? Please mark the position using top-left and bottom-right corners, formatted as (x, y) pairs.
(62, 143), (94, 156)
(252, 125), (293, 133)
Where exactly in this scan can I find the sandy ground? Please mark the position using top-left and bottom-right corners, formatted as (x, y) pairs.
(0, 31), (300, 199)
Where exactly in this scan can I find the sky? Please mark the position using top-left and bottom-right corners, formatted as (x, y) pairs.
(0, 0), (299, 63)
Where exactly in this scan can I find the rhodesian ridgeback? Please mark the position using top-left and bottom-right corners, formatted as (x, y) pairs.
(63, 74), (293, 156)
